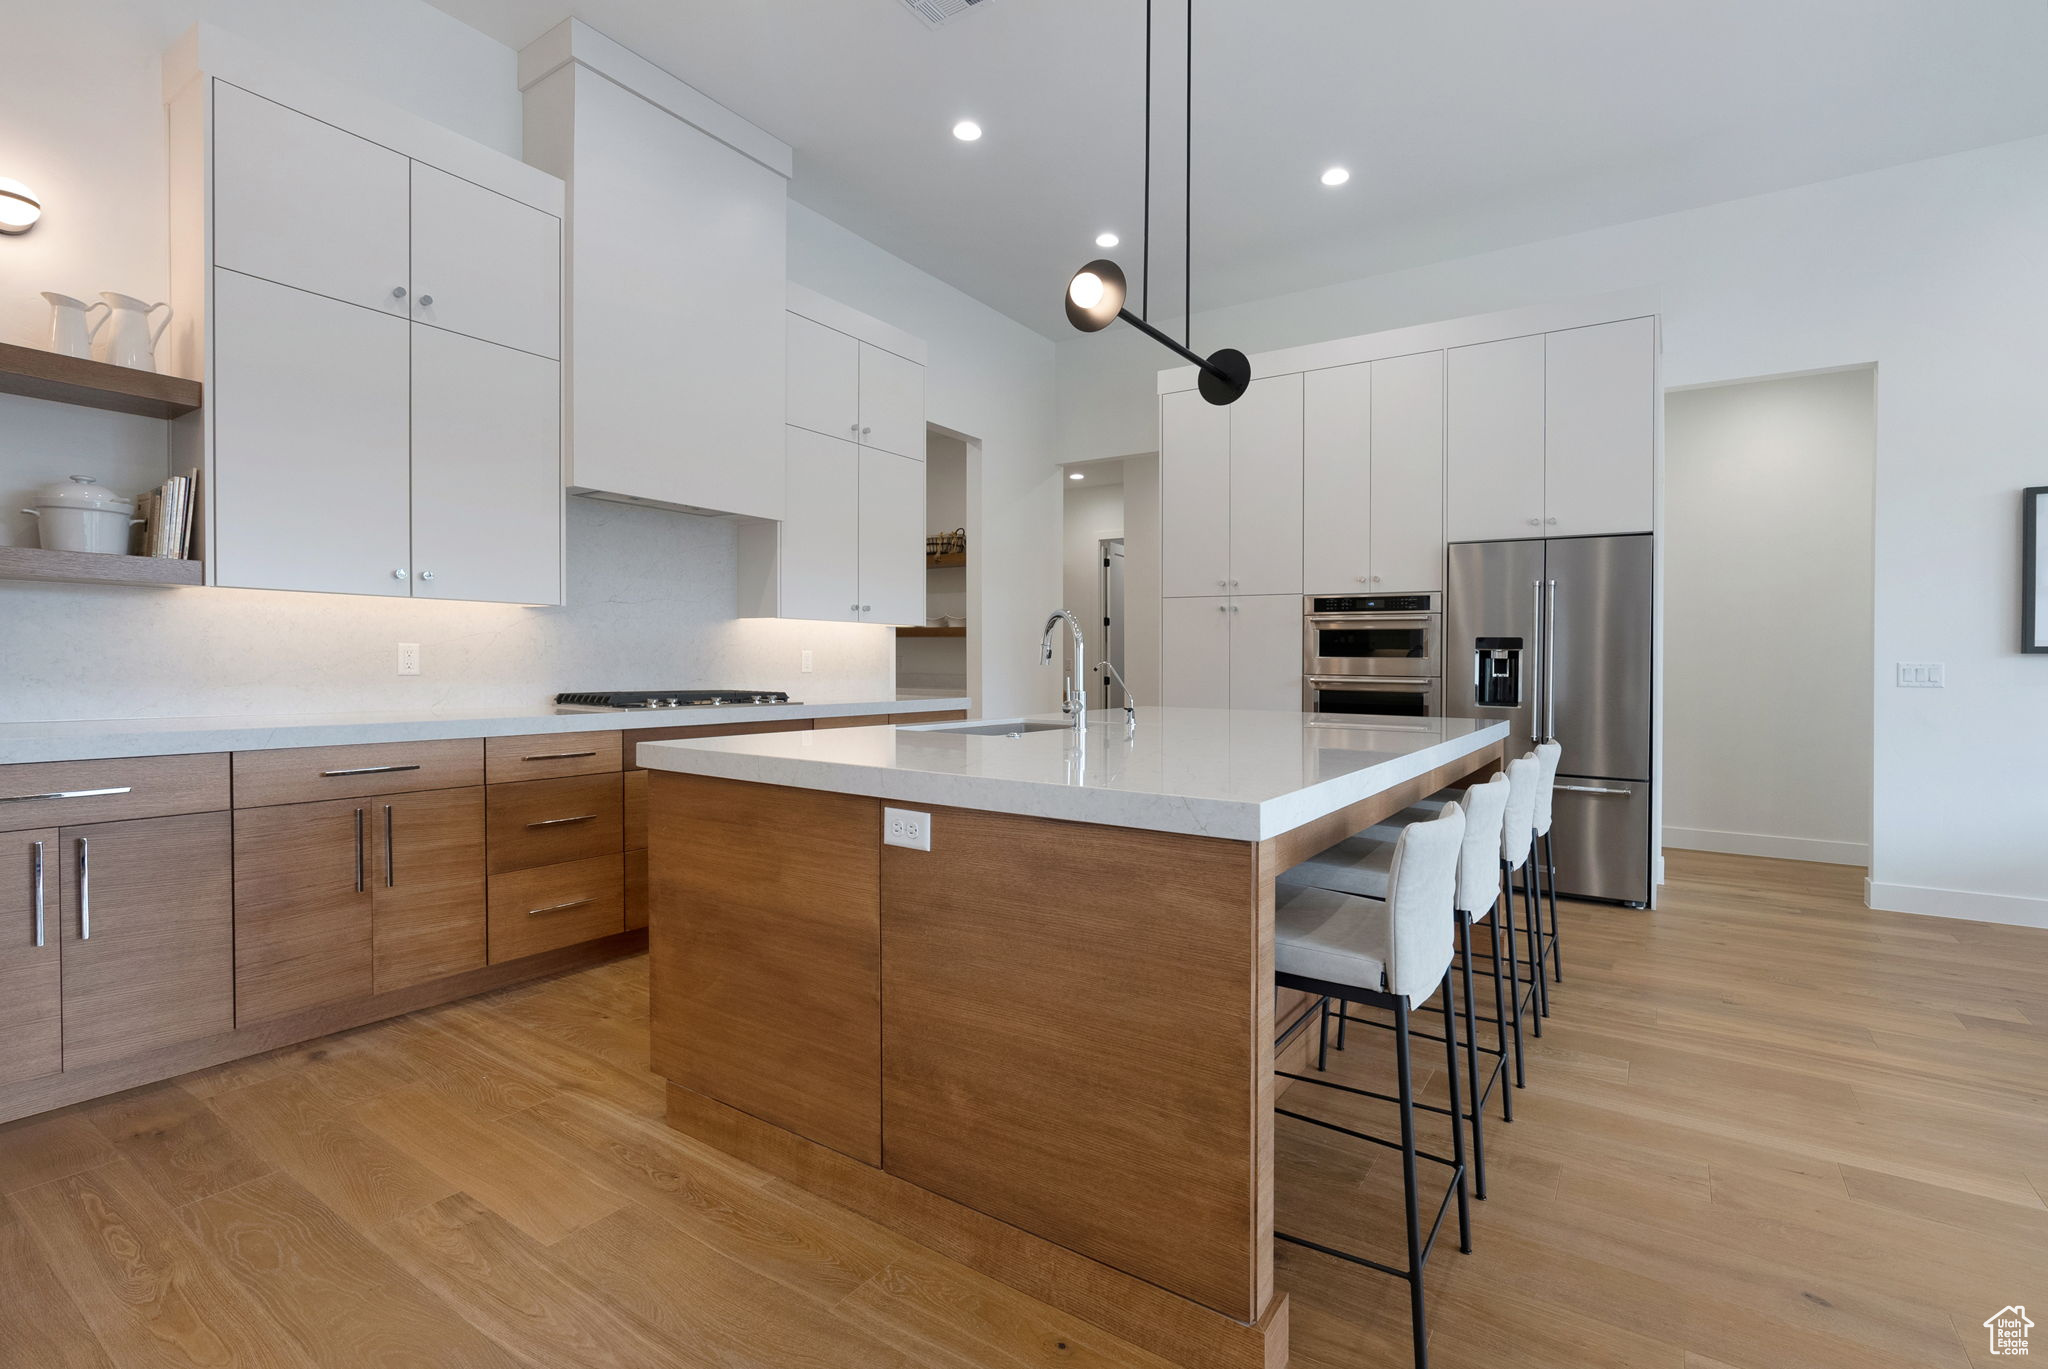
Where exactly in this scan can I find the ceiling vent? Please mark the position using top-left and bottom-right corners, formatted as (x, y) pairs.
(900, 0), (993, 28)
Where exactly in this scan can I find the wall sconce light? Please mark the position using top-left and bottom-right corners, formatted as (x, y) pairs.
(0, 178), (42, 234)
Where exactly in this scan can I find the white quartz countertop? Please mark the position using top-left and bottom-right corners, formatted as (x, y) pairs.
(637, 707), (1509, 840)
(0, 697), (970, 766)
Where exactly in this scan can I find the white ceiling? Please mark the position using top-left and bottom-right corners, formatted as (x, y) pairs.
(427, 0), (2048, 338)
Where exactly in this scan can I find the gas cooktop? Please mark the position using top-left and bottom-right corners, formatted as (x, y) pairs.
(554, 690), (796, 712)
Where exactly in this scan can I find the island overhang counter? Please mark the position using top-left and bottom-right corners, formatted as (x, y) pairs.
(639, 707), (1508, 1369)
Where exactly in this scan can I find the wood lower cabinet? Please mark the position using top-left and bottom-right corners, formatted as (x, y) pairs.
(372, 787), (486, 993)
(234, 796), (375, 1024)
(60, 812), (234, 1071)
(0, 828), (61, 1086)
(488, 854), (625, 964)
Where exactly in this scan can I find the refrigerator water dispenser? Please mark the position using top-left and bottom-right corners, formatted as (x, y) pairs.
(1473, 636), (1523, 707)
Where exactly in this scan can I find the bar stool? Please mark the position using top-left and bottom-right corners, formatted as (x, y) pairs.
(1278, 774), (1515, 1198)
(1272, 804), (1470, 1369)
(1532, 740), (1564, 988)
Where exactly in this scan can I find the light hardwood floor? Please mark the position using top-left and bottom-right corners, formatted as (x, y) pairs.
(2, 850), (2042, 1369)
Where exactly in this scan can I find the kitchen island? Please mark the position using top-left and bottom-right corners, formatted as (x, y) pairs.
(640, 708), (1507, 1369)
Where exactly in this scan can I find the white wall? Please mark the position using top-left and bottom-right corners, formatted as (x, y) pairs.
(1058, 133), (2048, 927)
(789, 202), (1059, 718)
(0, 1), (909, 720)
(1060, 477), (1124, 705)
(1664, 369), (1875, 866)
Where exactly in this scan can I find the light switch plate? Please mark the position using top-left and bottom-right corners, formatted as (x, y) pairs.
(883, 807), (931, 851)
(397, 642), (421, 676)
(801, 649), (814, 673)
(1895, 662), (1943, 687)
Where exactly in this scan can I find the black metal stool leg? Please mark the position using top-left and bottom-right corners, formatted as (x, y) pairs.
(1455, 921), (1486, 1199)
(1440, 973), (1473, 1249)
(1543, 831), (1563, 983)
(1488, 912), (1515, 1115)
(1499, 865), (1528, 1086)
(1521, 869), (1546, 1032)
(1394, 998), (1429, 1369)
(1316, 998), (1330, 1071)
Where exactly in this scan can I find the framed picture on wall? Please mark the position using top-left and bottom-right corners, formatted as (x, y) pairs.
(2027, 486), (2048, 653)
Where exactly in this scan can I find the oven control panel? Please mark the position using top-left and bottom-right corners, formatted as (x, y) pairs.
(1307, 594), (1436, 613)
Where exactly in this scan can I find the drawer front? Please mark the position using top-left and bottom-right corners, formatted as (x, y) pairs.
(892, 711), (967, 725)
(623, 770), (648, 851)
(233, 739), (483, 808)
(487, 773), (622, 875)
(484, 731), (622, 783)
(623, 719), (813, 770)
(0, 754), (230, 831)
(488, 855), (625, 963)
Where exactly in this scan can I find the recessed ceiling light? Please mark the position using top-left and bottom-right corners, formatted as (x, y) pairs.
(1095, 231), (1119, 248)
(952, 120), (982, 142)
(1320, 166), (1350, 187)
(1069, 471), (1085, 480)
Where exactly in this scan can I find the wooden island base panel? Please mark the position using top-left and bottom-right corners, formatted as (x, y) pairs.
(646, 721), (1505, 1369)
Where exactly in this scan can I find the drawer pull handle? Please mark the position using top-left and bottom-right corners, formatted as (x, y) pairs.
(30, 839), (45, 949)
(1553, 784), (1634, 797)
(528, 897), (594, 917)
(522, 751), (597, 762)
(1, 786), (132, 803)
(526, 814), (598, 829)
(76, 836), (90, 941)
(322, 764), (423, 778)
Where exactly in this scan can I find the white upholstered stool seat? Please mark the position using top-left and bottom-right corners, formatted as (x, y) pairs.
(1280, 839), (1396, 903)
(1274, 882), (1393, 988)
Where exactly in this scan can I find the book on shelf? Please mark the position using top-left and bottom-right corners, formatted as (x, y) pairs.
(141, 473), (196, 559)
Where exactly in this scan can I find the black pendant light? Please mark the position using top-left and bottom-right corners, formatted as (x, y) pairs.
(1063, 0), (1249, 405)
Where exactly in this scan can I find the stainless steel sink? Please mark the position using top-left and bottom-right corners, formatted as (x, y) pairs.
(906, 719), (1073, 738)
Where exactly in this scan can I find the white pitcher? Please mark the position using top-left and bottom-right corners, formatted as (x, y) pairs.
(95, 292), (172, 372)
(41, 291), (110, 359)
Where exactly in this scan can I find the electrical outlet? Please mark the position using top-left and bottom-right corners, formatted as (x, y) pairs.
(1895, 662), (1943, 688)
(397, 642), (421, 676)
(883, 807), (931, 851)
(801, 649), (814, 673)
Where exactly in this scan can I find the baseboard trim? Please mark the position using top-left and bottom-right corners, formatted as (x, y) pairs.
(1865, 880), (2048, 931)
(1663, 825), (1869, 867)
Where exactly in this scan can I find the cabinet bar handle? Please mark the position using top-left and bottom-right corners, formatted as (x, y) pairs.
(528, 897), (594, 917)
(353, 808), (365, 893)
(76, 836), (90, 941)
(384, 803), (396, 888)
(522, 751), (596, 762)
(1, 786), (131, 804)
(526, 814), (598, 829)
(30, 840), (45, 948)
(1554, 784), (1634, 797)
(322, 764), (422, 778)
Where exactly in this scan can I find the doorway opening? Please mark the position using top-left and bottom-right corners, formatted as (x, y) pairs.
(1662, 365), (1876, 870)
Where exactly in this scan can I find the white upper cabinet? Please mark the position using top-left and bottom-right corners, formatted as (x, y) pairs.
(777, 427), (862, 621)
(172, 37), (565, 605)
(1544, 318), (1655, 536)
(1447, 334), (1547, 542)
(211, 270), (412, 597)
(1370, 351), (1445, 591)
(1162, 390), (1232, 597)
(857, 448), (926, 625)
(524, 56), (788, 519)
(211, 83), (409, 315)
(787, 313), (860, 441)
(1303, 363), (1372, 593)
(1161, 597), (1233, 709)
(857, 344), (926, 461)
(409, 162), (561, 360)
(1228, 374), (1304, 597)
(409, 327), (561, 605)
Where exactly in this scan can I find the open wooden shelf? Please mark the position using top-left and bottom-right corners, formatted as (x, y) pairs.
(0, 342), (203, 420)
(897, 625), (966, 638)
(0, 545), (203, 587)
(925, 551), (966, 569)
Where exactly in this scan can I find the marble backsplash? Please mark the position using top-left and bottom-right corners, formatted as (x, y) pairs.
(0, 495), (898, 722)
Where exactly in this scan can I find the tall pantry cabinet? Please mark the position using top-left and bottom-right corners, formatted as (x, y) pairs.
(166, 28), (566, 605)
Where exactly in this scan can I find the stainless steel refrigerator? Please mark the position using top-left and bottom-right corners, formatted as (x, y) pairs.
(1446, 535), (1653, 906)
